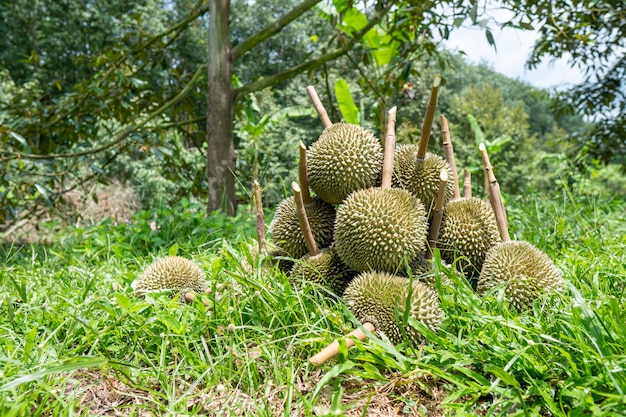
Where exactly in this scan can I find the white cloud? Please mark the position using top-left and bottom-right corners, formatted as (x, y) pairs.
(441, 16), (586, 90)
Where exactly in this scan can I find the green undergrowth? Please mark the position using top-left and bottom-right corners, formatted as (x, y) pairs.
(1, 190), (625, 416)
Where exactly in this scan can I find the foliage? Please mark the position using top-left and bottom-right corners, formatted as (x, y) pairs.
(503, 0), (626, 165)
(1, 188), (625, 415)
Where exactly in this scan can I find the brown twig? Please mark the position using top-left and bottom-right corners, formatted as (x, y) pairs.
(381, 106), (397, 189)
(292, 182), (319, 256)
(298, 141), (312, 205)
(463, 169), (472, 199)
(253, 180), (265, 253)
(426, 169), (449, 259)
(309, 322), (376, 366)
(479, 143), (510, 242)
(417, 74), (442, 159)
(306, 86), (332, 128)
(440, 114), (459, 199)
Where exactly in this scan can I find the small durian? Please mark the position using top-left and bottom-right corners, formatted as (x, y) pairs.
(476, 143), (562, 309)
(307, 123), (383, 204)
(132, 256), (207, 297)
(290, 246), (357, 295)
(343, 271), (444, 345)
(477, 241), (562, 309)
(269, 196), (335, 260)
(392, 144), (454, 213)
(438, 197), (502, 277)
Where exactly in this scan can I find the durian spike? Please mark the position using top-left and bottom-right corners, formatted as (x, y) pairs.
(381, 106), (397, 189)
(298, 142), (312, 205)
(417, 74), (442, 159)
(308, 322), (376, 366)
(426, 168), (449, 259)
(306, 86), (332, 128)
(479, 143), (510, 242)
(292, 181), (320, 256)
(463, 169), (472, 199)
(253, 180), (265, 253)
(440, 114), (460, 198)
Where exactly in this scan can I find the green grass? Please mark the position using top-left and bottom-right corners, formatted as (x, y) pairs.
(1, 190), (625, 416)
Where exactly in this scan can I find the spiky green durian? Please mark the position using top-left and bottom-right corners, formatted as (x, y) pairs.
(289, 247), (357, 295)
(438, 197), (502, 277)
(132, 256), (207, 297)
(334, 187), (428, 272)
(392, 144), (454, 213)
(477, 241), (563, 310)
(343, 271), (443, 345)
(307, 123), (383, 204)
(270, 196), (335, 260)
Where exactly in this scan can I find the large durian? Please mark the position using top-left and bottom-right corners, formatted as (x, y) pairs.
(438, 197), (502, 276)
(307, 123), (383, 204)
(343, 271), (443, 345)
(290, 246), (357, 295)
(392, 144), (454, 213)
(269, 196), (335, 260)
(334, 187), (428, 273)
(132, 256), (207, 297)
(477, 241), (562, 310)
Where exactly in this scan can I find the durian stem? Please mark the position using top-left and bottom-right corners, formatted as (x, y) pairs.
(183, 292), (210, 307)
(292, 181), (320, 256)
(306, 85), (332, 128)
(463, 169), (472, 199)
(440, 114), (460, 199)
(417, 74), (442, 159)
(426, 169), (449, 259)
(479, 144), (510, 242)
(253, 180), (265, 253)
(308, 322), (376, 366)
(381, 106), (397, 189)
(298, 142), (312, 205)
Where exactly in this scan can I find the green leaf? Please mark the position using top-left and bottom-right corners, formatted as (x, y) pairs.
(485, 29), (496, 51)
(484, 364), (520, 388)
(168, 244), (179, 257)
(334, 79), (360, 124)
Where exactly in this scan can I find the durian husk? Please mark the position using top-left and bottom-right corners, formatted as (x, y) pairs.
(477, 241), (563, 310)
(307, 123), (383, 205)
(392, 144), (454, 213)
(289, 247), (357, 295)
(438, 197), (502, 277)
(270, 196), (335, 260)
(334, 187), (428, 273)
(343, 272), (443, 345)
(132, 256), (207, 298)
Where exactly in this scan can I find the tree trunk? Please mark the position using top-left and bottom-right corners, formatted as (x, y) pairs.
(206, 0), (236, 215)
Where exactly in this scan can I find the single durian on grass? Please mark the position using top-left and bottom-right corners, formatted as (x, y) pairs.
(289, 182), (356, 294)
(476, 143), (562, 309)
(132, 256), (209, 305)
(309, 271), (443, 366)
(270, 145), (336, 262)
(392, 76), (454, 212)
(334, 107), (428, 273)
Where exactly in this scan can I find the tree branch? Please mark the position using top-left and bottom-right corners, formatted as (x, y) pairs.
(3, 65), (205, 160)
(233, 3), (392, 98)
(232, 0), (322, 62)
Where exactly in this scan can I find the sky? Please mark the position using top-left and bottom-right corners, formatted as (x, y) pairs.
(441, 15), (587, 90)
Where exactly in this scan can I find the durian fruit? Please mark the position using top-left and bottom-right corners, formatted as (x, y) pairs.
(476, 143), (563, 309)
(309, 271), (443, 366)
(392, 76), (454, 212)
(334, 108), (428, 273)
(270, 195), (335, 260)
(288, 182), (356, 294)
(290, 246), (356, 295)
(438, 196), (502, 277)
(478, 241), (562, 310)
(132, 256), (208, 301)
(307, 123), (383, 205)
